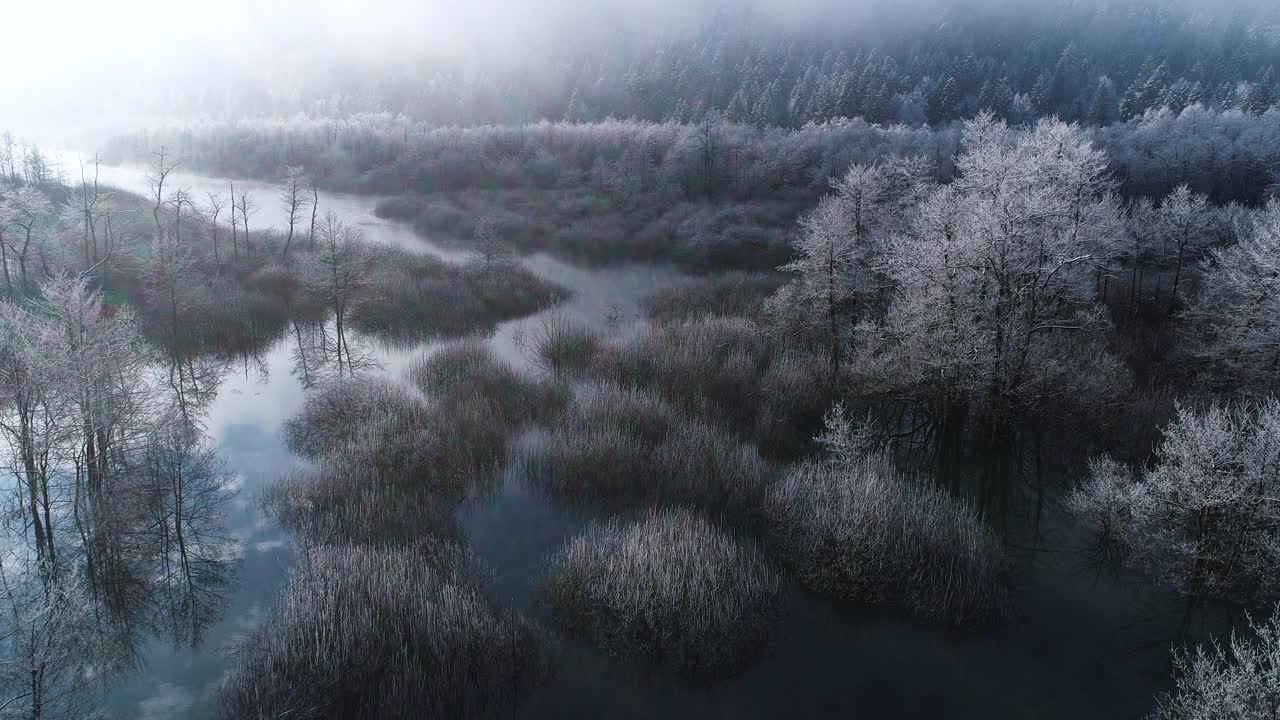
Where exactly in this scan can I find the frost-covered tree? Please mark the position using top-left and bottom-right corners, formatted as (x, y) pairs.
(1156, 185), (1213, 306)
(771, 194), (858, 384)
(815, 401), (881, 466)
(878, 114), (1126, 417)
(1, 187), (52, 293)
(1184, 202), (1280, 393)
(0, 551), (101, 720)
(39, 278), (153, 530)
(772, 156), (930, 385)
(146, 229), (197, 357)
(0, 300), (64, 569)
(1068, 400), (1280, 602)
(1151, 604), (1280, 720)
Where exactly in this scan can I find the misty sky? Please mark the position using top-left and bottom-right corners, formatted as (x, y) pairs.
(5, 0), (958, 131)
(7, 0), (700, 135)
(5, 0), (1275, 141)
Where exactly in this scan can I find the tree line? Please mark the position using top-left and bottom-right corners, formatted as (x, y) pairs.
(147, 0), (1280, 129)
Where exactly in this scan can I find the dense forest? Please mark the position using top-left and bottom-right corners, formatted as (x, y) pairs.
(139, 0), (1280, 127)
(6, 0), (1280, 718)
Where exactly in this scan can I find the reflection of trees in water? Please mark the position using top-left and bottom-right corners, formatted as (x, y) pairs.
(165, 356), (226, 433)
(137, 420), (236, 647)
(0, 278), (238, 717)
(289, 320), (381, 389)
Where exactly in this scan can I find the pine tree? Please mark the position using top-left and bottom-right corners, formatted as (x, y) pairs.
(928, 77), (961, 124)
(1088, 76), (1117, 124)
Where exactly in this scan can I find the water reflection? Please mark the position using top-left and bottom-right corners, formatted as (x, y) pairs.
(59, 157), (684, 718)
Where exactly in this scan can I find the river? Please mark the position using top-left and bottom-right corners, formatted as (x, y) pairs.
(56, 153), (1184, 719)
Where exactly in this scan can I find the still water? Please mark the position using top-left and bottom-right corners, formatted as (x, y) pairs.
(66, 155), (1183, 719)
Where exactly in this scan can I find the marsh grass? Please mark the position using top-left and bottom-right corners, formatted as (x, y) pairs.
(375, 188), (800, 272)
(529, 311), (600, 379)
(264, 459), (461, 545)
(273, 346), (569, 549)
(543, 508), (782, 683)
(586, 317), (828, 457)
(516, 383), (770, 518)
(283, 376), (430, 458)
(765, 455), (1008, 627)
(349, 245), (565, 340)
(218, 543), (548, 719)
(642, 272), (786, 323)
(408, 339), (568, 427)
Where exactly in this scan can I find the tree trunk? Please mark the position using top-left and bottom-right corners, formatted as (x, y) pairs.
(230, 182), (239, 261)
(309, 182), (320, 249)
(0, 237), (11, 294)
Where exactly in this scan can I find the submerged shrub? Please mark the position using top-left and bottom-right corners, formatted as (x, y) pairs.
(408, 338), (567, 426)
(544, 508), (782, 682)
(281, 369), (527, 511)
(587, 317), (827, 457)
(264, 458), (459, 545)
(283, 375), (488, 495)
(1150, 604), (1280, 720)
(517, 383), (769, 517)
(529, 312), (599, 379)
(765, 455), (1007, 626)
(348, 245), (564, 341)
(219, 543), (547, 719)
(282, 376), (428, 458)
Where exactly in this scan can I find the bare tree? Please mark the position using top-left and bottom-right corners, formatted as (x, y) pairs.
(146, 146), (177, 240)
(307, 213), (369, 375)
(693, 111), (724, 197)
(228, 181), (240, 261)
(280, 166), (311, 260)
(165, 188), (196, 246)
(146, 231), (197, 360)
(308, 174), (320, 249)
(76, 156), (108, 268)
(237, 190), (257, 256)
(205, 192), (226, 262)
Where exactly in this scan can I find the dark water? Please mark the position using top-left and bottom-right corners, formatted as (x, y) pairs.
(465, 472), (1185, 719)
(73, 155), (1188, 719)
